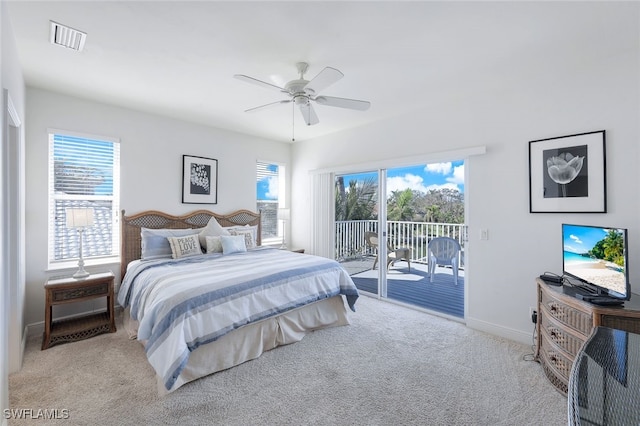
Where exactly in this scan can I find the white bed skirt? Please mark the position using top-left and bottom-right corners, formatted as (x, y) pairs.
(124, 295), (351, 394)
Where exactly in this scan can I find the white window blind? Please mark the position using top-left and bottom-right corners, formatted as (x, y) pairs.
(48, 131), (120, 264)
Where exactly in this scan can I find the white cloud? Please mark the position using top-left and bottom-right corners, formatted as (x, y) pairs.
(570, 234), (583, 244)
(425, 162), (452, 175)
(387, 174), (428, 195)
(265, 176), (279, 199)
(447, 164), (465, 185)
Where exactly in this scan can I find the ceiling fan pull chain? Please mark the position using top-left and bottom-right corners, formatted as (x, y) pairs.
(291, 101), (295, 142)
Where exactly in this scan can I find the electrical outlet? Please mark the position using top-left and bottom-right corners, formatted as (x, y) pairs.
(530, 307), (538, 324)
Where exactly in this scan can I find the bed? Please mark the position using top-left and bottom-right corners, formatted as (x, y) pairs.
(118, 209), (359, 394)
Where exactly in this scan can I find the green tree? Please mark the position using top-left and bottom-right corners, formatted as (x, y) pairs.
(335, 176), (378, 221)
(589, 230), (625, 267)
(335, 178), (464, 224)
(387, 188), (415, 221)
(417, 188), (464, 224)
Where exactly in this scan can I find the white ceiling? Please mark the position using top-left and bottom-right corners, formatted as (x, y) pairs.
(6, 1), (638, 142)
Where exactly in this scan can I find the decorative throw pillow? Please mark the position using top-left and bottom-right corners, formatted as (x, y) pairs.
(198, 217), (230, 248)
(228, 229), (256, 249)
(141, 228), (196, 260)
(168, 234), (202, 259)
(205, 235), (223, 254)
(220, 235), (247, 255)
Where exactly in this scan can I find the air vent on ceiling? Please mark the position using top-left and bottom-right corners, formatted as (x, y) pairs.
(49, 21), (86, 51)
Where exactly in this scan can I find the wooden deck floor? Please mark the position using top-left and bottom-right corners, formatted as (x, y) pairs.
(340, 257), (465, 318)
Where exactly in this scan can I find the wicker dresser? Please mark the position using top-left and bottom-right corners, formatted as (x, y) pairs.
(535, 278), (640, 395)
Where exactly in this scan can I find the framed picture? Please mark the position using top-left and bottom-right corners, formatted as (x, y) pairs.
(182, 155), (218, 204)
(529, 130), (606, 213)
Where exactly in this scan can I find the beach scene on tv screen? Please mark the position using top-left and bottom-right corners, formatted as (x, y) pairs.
(563, 225), (627, 294)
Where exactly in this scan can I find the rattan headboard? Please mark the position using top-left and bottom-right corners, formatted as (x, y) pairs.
(120, 209), (262, 278)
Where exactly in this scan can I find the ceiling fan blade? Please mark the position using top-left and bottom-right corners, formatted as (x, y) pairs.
(299, 102), (319, 126)
(245, 99), (291, 113)
(315, 95), (371, 111)
(304, 67), (343, 94)
(234, 74), (285, 92)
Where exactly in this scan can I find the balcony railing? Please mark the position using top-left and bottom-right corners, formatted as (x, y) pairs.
(335, 220), (466, 265)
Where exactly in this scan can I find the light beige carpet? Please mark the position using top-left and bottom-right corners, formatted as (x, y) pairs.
(9, 296), (566, 425)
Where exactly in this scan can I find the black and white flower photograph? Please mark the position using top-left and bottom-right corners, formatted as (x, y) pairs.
(190, 163), (211, 195)
(182, 155), (218, 204)
(542, 144), (588, 198)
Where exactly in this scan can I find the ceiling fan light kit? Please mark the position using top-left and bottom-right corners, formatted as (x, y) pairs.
(234, 62), (371, 140)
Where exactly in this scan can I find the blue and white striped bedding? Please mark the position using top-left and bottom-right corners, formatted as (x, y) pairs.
(118, 247), (359, 391)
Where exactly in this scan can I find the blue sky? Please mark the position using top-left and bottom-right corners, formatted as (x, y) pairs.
(257, 161), (465, 200)
(339, 161), (465, 197)
(257, 163), (279, 200)
(563, 224), (622, 254)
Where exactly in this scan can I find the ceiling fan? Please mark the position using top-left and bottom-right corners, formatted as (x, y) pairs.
(234, 62), (371, 129)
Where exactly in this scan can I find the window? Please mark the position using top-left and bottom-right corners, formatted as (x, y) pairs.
(48, 131), (120, 266)
(256, 161), (286, 245)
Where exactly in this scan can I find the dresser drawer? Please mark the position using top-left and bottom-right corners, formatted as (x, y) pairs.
(539, 310), (586, 357)
(600, 315), (640, 334)
(51, 283), (109, 302)
(539, 332), (573, 383)
(540, 290), (592, 336)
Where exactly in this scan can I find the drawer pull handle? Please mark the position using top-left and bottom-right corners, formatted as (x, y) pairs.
(548, 352), (564, 368)
(548, 302), (565, 317)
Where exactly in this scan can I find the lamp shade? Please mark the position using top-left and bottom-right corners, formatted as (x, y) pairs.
(66, 208), (95, 228)
(277, 208), (290, 221)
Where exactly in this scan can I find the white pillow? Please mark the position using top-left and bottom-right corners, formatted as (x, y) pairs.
(198, 217), (230, 248)
(168, 234), (202, 259)
(205, 235), (223, 254)
(228, 229), (256, 249)
(141, 228), (196, 259)
(220, 235), (247, 254)
(225, 225), (258, 246)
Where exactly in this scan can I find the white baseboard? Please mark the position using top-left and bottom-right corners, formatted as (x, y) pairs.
(27, 321), (44, 339)
(466, 315), (534, 346)
(19, 326), (27, 368)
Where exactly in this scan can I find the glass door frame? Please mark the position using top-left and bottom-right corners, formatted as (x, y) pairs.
(376, 168), (388, 299)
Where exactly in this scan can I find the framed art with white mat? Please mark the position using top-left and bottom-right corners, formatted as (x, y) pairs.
(529, 130), (606, 213)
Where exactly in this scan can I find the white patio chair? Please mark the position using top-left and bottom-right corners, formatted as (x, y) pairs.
(427, 237), (461, 285)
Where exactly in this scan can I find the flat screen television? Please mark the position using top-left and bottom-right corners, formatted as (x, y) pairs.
(562, 223), (630, 300)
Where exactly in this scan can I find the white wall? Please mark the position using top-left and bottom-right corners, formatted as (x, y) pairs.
(291, 41), (639, 343)
(24, 88), (290, 327)
(1, 0), (26, 421)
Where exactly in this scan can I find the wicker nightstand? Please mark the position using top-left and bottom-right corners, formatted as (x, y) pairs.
(42, 271), (117, 350)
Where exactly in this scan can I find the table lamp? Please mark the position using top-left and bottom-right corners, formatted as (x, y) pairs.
(66, 207), (94, 279)
(277, 208), (290, 250)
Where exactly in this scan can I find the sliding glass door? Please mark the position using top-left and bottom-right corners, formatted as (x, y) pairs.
(335, 160), (466, 318)
(334, 169), (386, 297)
